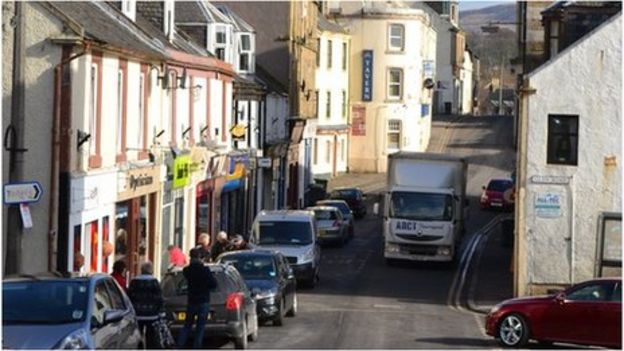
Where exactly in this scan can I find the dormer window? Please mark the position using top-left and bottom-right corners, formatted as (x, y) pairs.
(215, 25), (227, 61)
(239, 34), (253, 72)
(164, 0), (174, 40)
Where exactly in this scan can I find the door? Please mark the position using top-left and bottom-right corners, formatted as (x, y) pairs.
(91, 281), (120, 349)
(104, 279), (137, 348)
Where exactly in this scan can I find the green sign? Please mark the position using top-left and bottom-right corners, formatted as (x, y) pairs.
(173, 155), (191, 189)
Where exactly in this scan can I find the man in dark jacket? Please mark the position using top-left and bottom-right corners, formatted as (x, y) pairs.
(176, 248), (218, 349)
(127, 261), (166, 349)
(210, 231), (231, 261)
(193, 233), (212, 263)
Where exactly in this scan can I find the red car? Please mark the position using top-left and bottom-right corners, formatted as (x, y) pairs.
(480, 178), (514, 211)
(485, 278), (622, 348)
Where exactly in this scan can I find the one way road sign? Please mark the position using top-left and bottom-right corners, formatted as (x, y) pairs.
(3, 182), (43, 205)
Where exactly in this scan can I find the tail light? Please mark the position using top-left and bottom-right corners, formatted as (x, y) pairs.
(226, 292), (244, 310)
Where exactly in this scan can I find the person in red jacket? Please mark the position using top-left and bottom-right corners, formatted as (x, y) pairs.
(111, 260), (128, 291)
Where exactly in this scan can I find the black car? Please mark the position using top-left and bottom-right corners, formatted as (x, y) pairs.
(161, 264), (259, 349)
(3, 272), (143, 349)
(218, 250), (297, 326)
(329, 187), (367, 219)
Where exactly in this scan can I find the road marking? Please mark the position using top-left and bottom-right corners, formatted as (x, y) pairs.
(372, 304), (401, 309)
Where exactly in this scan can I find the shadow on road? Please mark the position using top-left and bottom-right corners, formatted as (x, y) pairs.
(415, 337), (494, 347)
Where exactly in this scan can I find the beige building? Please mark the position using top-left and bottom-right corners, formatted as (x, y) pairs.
(334, 2), (437, 172)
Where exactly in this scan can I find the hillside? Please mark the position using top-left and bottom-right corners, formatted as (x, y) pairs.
(460, 3), (517, 33)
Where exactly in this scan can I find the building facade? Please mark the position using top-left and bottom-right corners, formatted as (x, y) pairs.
(515, 13), (622, 296)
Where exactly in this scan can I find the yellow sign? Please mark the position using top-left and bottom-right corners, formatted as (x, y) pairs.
(230, 124), (247, 140)
(226, 163), (246, 181)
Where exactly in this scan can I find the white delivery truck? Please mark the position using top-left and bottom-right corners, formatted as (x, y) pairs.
(375, 152), (468, 264)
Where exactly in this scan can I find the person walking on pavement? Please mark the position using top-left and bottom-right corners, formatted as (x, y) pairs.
(192, 233), (212, 263)
(176, 248), (218, 349)
(167, 245), (187, 269)
(127, 261), (171, 349)
(111, 260), (127, 291)
(210, 231), (231, 261)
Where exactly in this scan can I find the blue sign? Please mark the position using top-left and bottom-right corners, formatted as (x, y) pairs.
(362, 50), (373, 101)
(3, 181), (43, 205)
(421, 104), (430, 118)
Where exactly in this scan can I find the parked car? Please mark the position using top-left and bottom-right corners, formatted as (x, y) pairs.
(218, 250), (297, 326)
(161, 264), (259, 349)
(250, 210), (321, 288)
(485, 278), (621, 349)
(329, 187), (367, 219)
(2, 272), (143, 349)
(316, 199), (354, 238)
(480, 178), (514, 211)
(306, 206), (349, 246)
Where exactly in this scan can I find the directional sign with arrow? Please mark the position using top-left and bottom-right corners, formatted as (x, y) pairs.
(3, 182), (43, 205)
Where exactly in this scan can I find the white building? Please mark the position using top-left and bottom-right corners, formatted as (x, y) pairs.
(310, 16), (350, 180)
(515, 13), (622, 296)
(334, 2), (437, 173)
(459, 49), (474, 115)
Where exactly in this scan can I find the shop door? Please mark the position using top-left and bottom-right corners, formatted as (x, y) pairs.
(114, 197), (145, 278)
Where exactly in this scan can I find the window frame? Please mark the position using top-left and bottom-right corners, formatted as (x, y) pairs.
(547, 114), (579, 166)
(326, 91), (331, 119)
(387, 119), (401, 150)
(327, 39), (333, 69)
(238, 33), (252, 72)
(342, 90), (347, 119)
(342, 42), (347, 70)
(388, 23), (405, 51)
(387, 68), (403, 100)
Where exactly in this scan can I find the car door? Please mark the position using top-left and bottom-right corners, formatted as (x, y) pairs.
(104, 279), (139, 349)
(542, 281), (615, 345)
(601, 281), (622, 348)
(91, 281), (120, 349)
(277, 254), (294, 309)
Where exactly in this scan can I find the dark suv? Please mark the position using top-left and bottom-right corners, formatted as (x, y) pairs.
(161, 264), (259, 349)
(329, 187), (367, 219)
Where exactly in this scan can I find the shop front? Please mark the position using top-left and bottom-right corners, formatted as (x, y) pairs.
(191, 147), (226, 241)
(220, 153), (250, 237)
(68, 170), (118, 273)
(115, 165), (161, 278)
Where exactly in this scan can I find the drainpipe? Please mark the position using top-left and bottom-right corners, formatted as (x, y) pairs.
(49, 42), (89, 271)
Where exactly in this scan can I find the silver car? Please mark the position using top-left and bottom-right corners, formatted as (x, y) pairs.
(307, 206), (349, 246)
(316, 199), (355, 239)
(3, 272), (142, 349)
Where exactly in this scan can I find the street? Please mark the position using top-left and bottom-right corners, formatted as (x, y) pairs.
(242, 115), (515, 349)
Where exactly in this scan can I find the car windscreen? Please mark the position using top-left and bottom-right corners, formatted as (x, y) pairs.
(3, 281), (89, 324)
(331, 189), (358, 199)
(321, 202), (350, 215)
(313, 210), (339, 220)
(390, 192), (453, 221)
(257, 221), (313, 245)
(161, 270), (226, 298)
(220, 255), (277, 280)
(487, 180), (512, 192)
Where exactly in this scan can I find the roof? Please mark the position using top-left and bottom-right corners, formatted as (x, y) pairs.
(318, 15), (347, 34)
(50, 1), (168, 59)
(216, 5), (255, 33)
(255, 210), (315, 221)
(305, 206), (342, 212)
(255, 64), (288, 95)
(543, 1), (621, 14)
(4, 272), (107, 282)
(219, 249), (279, 258)
(174, 1), (208, 24)
(316, 199), (349, 205)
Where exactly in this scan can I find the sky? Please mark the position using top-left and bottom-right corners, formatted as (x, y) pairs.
(459, 0), (514, 11)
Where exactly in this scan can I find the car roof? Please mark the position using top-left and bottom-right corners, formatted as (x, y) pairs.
(317, 199), (349, 205)
(255, 210), (315, 221)
(3, 271), (108, 283)
(219, 249), (280, 259)
(306, 206), (340, 212)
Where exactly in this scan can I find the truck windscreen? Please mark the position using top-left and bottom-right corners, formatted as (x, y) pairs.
(390, 192), (453, 221)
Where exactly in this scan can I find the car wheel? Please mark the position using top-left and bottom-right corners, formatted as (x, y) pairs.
(273, 298), (285, 326)
(234, 317), (248, 349)
(286, 292), (297, 317)
(248, 314), (259, 342)
(497, 313), (530, 348)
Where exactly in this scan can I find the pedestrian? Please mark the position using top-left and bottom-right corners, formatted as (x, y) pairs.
(229, 234), (251, 251)
(73, 252), (85, 271)
(168, 245), (187, 268)
(127, 261), (171, 349)
(176, 248), (218, 349)
(192, 233), (211, 263)
(111, 260), (127, 291)
(210, 231), (231, 261)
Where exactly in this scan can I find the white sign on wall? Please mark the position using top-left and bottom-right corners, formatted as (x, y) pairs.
(534, 192), (563, 218)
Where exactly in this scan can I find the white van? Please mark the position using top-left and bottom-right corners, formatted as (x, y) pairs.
(249, 210), (321, 288)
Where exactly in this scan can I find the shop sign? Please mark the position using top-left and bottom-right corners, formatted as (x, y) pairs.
(118, 166), (161, 201)
(231, 124), (247, 141)
(227, 154), (249, 181)
(362, 50), (373, 101)
(423, 60), (434, 79)
(207, 154), (228, 180)
(173, 155), (191, 189)
(351, 106), (366, 136)
(534, 192), (562, 218)
(258, 157), (272, 168)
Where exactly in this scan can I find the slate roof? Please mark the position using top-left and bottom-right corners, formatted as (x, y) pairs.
(51, 1), (168, 59)
(175, 1), (209, 24)
(255, 64), (288, 95)
(216, 5), (255, 32)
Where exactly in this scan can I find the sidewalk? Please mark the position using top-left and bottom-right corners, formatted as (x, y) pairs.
(327, 172), (387, 195)
(467, 220), (515, 314)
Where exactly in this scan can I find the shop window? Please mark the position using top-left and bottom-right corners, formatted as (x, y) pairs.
(101, 217), (110, 273)
(73, 225), (83, 272)
(86, 220), (99, 272)
(115, 203), (129, 265)
(547, 114), (578, 165)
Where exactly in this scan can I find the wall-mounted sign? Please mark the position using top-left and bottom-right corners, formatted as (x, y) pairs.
(351, 106), (366, 136)
(20, 203), (33, 229)
(423, 60), (434, 79)
(258, 157), (272, 168)
(534, 192), (562, 218)
(117, 166), (161, 201)
(531, 175), (570, 185)
(226, 154), (249, 181)
(230, 124), (247, 141)
(421, 104), (430, 118)
(362, 50), (373, 101)
(173, 155), (191, 189)
(3, 181), (43, 205)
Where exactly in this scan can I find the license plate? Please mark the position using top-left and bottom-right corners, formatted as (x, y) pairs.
(491, 202), (503, 207)
(177, 312), (213, 321)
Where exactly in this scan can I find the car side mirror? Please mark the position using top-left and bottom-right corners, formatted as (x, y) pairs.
(373, 202), (379, 216)
(103, 309), (125, 325)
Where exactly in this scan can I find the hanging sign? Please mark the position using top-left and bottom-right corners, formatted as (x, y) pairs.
(173, 155), (191, 189)
(362, 50), (373, 101)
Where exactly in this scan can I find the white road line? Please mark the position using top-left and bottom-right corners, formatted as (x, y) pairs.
(372, 304), (402, 309)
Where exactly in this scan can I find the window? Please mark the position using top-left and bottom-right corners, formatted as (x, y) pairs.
(342, 42), (347, 70)
(116, 69), (123, 155)
(566, 283), (613, 302)
(315, 90), (320, 118)
(326, 91), (331, 118)
(216, 48), (225, 61)
(547, 115), (578, 165)
(313, 138), (318, 165)
(388, 24), (404, 51)
(327, 40), (333, 69)
(104, 279), (126, 310)
(549, 21), (560, 58)
(89, 64), (98, 156)
(316, 38), (321, 67)
(387, 68), (403, 100)
(92, 282), (113, 325)
(325, 140), (331, 163)
(216, 25), (227, 44)
(387, 120), (401, 149)
(239, 34), (252, 72)
(342, 90), (347, 119)
(138, 74), (145, 149)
